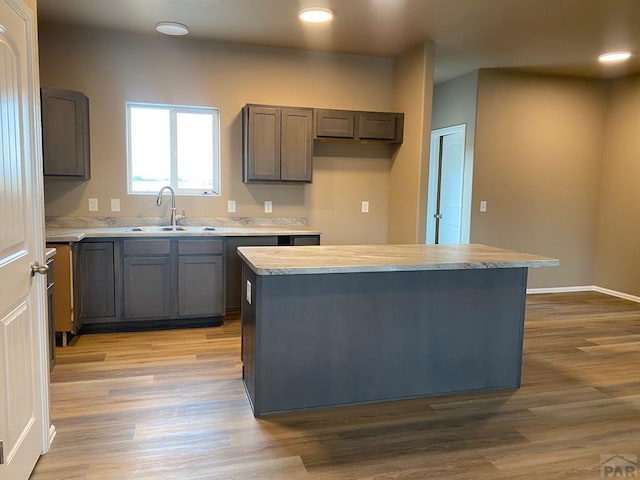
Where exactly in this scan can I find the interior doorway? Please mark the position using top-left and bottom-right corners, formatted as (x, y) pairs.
(426, 124), (472, 244)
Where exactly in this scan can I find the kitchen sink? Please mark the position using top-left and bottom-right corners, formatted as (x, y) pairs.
(126, 226), (220, 233)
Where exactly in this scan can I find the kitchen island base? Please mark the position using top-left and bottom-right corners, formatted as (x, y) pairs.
(241, 264), (529, 416)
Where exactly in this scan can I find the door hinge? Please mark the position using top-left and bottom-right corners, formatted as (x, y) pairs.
(0, 440), (4, 465)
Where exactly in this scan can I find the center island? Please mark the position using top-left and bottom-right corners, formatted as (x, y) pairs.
(238, 243), (558, 416)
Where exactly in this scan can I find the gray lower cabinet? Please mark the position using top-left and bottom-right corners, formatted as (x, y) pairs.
(177, 238), (224, 316)
(121, 238), (224, 322)
(122, 238), (172, 320)
(81, 241), (120, 321)
(178, 256), (223, 316)
(123, 256), (172, 319)
(79, 237), (224, 327)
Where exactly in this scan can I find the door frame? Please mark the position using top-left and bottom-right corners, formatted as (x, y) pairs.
(426, 124), (472, 244)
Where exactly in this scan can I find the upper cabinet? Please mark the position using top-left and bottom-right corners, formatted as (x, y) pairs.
(243, 104), (313, 184)
(315, 109), (355, 138)
(315, 109), (404, 144)
(41, 87), (91, 179)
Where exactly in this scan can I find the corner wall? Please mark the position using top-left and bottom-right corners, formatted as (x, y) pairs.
(388, 42), (435, 244)
(594, 75), (640, 296)
(473, 70), (606, 288)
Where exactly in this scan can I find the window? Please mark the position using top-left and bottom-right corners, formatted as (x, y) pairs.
(126, 103), (220, 195)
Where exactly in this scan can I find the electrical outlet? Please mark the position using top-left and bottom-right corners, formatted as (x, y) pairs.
(264, 201), (272, 213)
(110, 198), (120, 212)
(227, 200), (236, 213)
(480, 201), (487, 212)
(88, 198), (98, 212)
(361, 201), (369, 213)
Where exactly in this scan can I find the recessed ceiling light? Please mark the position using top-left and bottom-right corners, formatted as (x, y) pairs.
(598, 51), (632, 63)
(299, 7), (334, 23)
(155, 21), (189, 36)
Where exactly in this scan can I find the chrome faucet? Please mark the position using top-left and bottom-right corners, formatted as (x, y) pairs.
(156, 185), (185, 227)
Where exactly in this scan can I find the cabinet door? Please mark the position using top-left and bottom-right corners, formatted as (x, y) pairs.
(291, 235), (321, 246)
(81, 242), (117, 319)
(41, 88), (90, 179)
(225, 236), (278, 311)
(281, 108), (313, 182)
(315, 109), (355, 138)
(243, 106), (281, 182)
(357, 112), (398, 140)
(123, 257), (172, 319)
(178, 255), (223, 317)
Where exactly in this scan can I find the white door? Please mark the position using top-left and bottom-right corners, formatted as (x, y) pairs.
(437, 133), (465, 243)
(426, 125), (470, 244)
(0, 1), (50, 479)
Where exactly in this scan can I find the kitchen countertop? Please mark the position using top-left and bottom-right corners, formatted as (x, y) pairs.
(45, 225), (321, 242)
(238, 243), (559, 275)
(45, 247), (57, 259)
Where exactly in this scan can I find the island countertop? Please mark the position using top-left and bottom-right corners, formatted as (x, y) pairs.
(237, 243), (559, 275)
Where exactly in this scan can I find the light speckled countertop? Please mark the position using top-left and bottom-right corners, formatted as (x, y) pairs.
(238, 243), (559, 275)
(45, 225), (321, 243)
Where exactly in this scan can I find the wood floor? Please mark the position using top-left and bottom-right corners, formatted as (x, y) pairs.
(31, 292), (640, 479)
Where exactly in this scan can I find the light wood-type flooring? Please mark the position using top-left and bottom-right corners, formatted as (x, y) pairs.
(31, 292), (640, 479)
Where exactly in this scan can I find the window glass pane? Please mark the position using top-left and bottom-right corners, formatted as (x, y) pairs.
(130, 107), (171, 192)
(176, 112), (214, 191)
(127, 103), (219, 195)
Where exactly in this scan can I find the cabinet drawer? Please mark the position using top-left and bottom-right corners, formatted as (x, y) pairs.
(178, 239), (223, 255)
(123, 239), (171, 256)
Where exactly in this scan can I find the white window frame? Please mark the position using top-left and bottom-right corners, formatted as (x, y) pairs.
(126, 102), (221, 195)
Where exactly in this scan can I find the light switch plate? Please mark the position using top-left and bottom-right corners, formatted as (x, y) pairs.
(264, 201), (272, 213)
(110, 198), (120, 212)
(480, 201), (487, 212)
(88, 198), (98, 212)
(361, 201), (369, 213)
(227, 200), (236, 213)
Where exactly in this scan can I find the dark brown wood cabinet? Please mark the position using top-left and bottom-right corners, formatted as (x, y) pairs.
(358, 111), (402, 141)
(315, 109), (355, 138)
(243, 104), (313, 183)
(315, 109), (403, 144)
(41, 88), (91, 179)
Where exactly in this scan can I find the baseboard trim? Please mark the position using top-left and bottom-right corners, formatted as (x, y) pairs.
(527, 285), (640, 304)
(48, 424), (56, 448)
(526, 286), (595, 294)
(592, 286), (640, 304)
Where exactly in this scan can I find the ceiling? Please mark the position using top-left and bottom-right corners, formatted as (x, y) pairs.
(36, 0), (640, 84)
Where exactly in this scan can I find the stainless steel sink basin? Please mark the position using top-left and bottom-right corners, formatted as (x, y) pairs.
(127, 226), (186, 232)
(126, 226), (217, 233)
